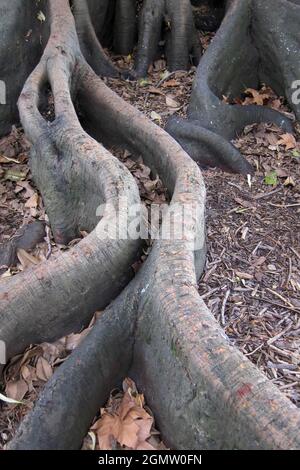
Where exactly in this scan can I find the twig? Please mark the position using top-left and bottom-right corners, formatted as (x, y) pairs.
(255, 296), (300, 314)
(253, 187), (282, 200)
(220, 289), (230, 326)
(266, 288), (295, 309)
(200, 287), (220, 300)
(290, 246), (300, 261)
(245, 343), (263, 357)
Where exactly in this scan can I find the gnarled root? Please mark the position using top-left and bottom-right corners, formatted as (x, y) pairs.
(168, 0), (298, 173)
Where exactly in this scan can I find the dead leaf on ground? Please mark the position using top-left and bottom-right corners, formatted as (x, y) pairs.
(17, 248), (40, 269)
(36, 357), (53, 382)
(5, 379), (28, 402)
(277, 133), (297, 150)
(165, 95), (180, 108)
(244, 88), (269, 106)
(90, 378), (162, 451)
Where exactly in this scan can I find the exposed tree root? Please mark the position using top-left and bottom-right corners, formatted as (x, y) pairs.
(135, 0), (202, 77)
(167, 0), (298, 173)
(0, 0), (142, 362)
(74, 0), (201, 78)
(2, 0), (300, 451)
(73, 0), (121, 77)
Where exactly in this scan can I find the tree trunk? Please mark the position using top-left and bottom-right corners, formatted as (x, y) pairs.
(1, 0), (300, 450)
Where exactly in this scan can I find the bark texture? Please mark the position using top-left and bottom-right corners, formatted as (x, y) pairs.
(0, 0), (300, 451)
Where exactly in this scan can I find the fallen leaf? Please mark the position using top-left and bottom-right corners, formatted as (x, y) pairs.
(21, 364), (37, 385)
(148, 87), (164, 96)
(24, 192), (39, 209)
(17, 249), (40, 269)
(15, 181), (35, 198)
(5, 379), (28, 402)
(165, 95), (180, 108)
(277, 133), (297, 150)
(65, 329), (91, 351)
(275, 168), (288, 178)
(283, 176), (296, 187)
(150, 111), (162, 123)
(162, 79), (179, 88)
(36, 356), (53, 382)
(4, 169), (28, 182)
(93, 378), (154, 450)
(245, 88), (269, 106)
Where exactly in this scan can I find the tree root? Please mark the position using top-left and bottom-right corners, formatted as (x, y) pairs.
(73, 0), (121, 77)
(0, 0), (142, 362)
(0, 0), (46, 136)
(2, 0), (300, 451)
(135, 0), (202, 77)
(167, 0), (297, 173)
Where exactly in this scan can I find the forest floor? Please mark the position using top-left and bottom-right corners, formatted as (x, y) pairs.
(0, 32), (299, 449)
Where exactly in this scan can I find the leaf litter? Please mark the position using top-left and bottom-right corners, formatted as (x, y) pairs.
(82, 378), (166, 451)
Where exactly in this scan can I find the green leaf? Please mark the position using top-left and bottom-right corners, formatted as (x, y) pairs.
(264, 171), (278, 186)
(292, 149), (300, 157)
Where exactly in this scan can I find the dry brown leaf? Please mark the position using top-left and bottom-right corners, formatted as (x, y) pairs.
(148, 87), (164, 96)
(36, 356), (53, 382)
(283, 176), (296, 187)
(16, 181), (35, 198)
(165, 95), (180, 108)
(277, 133), (297, 150)
(65, 329), (91, 352)
(24, 192), (39, 209)
(245, 88), (269, 106)
(162, 79), (179, 88)
(234, 197), (254, 209)
(93, 378), (154, 450)
(5, 379), (28, 402)
(17, 248), (40, 269)
(21, 364), (37, 387)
